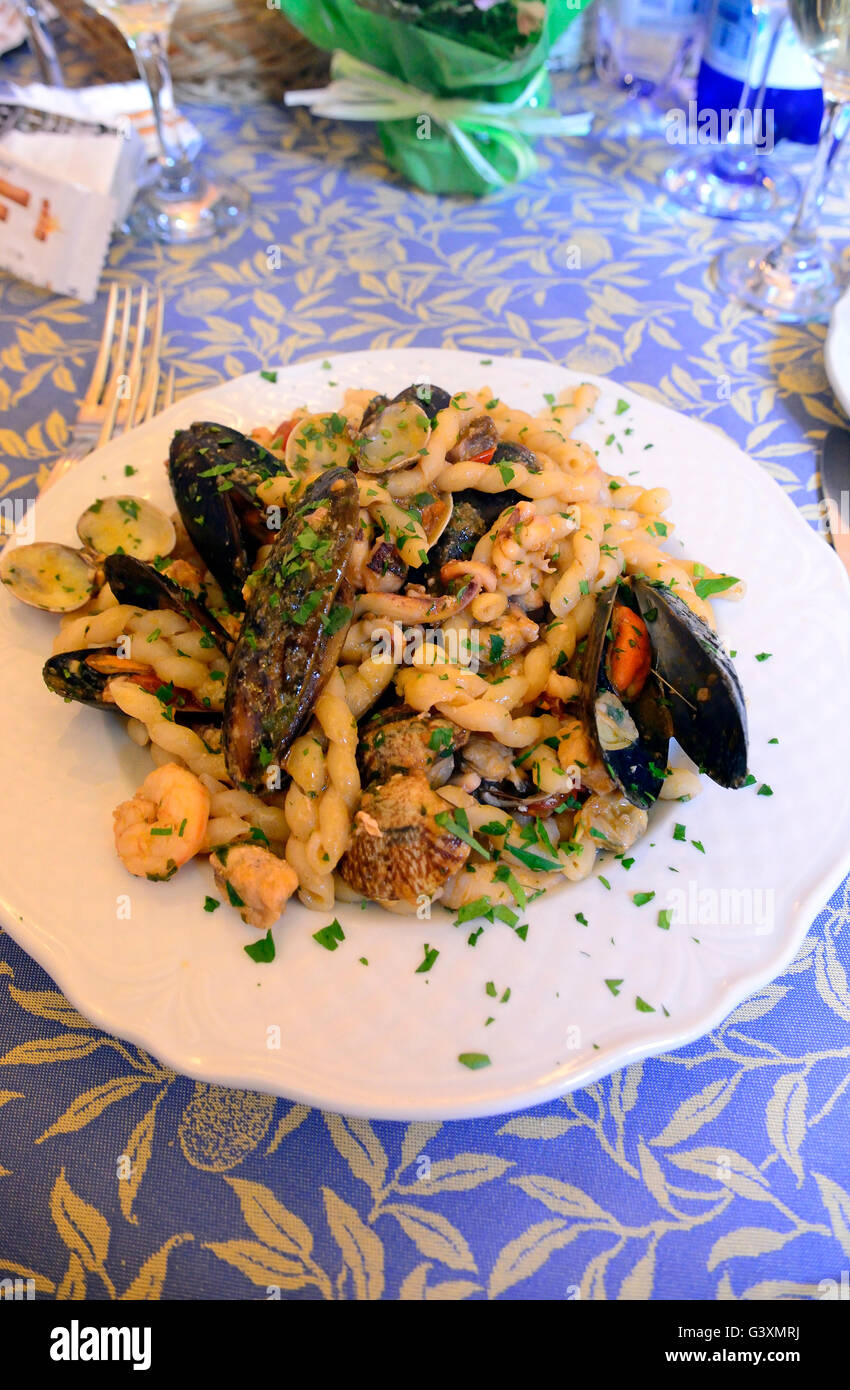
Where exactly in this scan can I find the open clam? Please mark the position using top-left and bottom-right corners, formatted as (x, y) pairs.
(76, 495), (175, 563)
(356, 397), (432, 475)
(0, 542), (96, 613)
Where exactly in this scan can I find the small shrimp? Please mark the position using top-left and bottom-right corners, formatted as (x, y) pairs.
(113, 764), (210, 881)
(210, 844), (298, 929)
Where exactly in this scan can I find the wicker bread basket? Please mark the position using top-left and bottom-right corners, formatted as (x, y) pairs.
(53, 0), (328, 97)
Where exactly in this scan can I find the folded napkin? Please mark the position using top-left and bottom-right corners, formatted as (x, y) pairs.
(0, 80), (201, 301)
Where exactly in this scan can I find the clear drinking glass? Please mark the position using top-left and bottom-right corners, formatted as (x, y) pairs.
(595, 0), (708, 138)
(714, 0), (850, 320)
(663, 2), (798, 218)
(87, 0), (249, 243)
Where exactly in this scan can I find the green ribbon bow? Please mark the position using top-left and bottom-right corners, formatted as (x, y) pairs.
(285, 50), (592, 189)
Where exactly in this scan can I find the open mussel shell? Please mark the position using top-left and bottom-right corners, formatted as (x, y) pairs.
(583, 583), (672, 809)
(104, 553), (234, 655)
(0, 541), (96, 613)
(43, 647), (220, 721)
(223, 466), (359, 792)
(43, 648), (156, 708)
(633, 578), (748, 788)
(446, 415), (499, 463)
(493, 440), (541, 474)
(76, 496), (175, 563)
(356, 398), (431, 474)
(169, 422), (289, 608)
(390, 383), (451, 419)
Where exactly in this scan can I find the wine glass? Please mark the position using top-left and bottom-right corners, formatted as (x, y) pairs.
(87, 0), (249, 243)
(663, 2), (798, 219)
(714, 0), (850, 320)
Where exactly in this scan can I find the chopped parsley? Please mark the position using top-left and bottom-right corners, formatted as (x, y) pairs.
(244, 930), (275, 963)
(458, 1052), (491, 1070)
(416, 944), (439, 974)
(693, 575), (739, 600)
(313, 918), (345, 951)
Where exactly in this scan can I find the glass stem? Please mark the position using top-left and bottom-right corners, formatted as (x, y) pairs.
(129, 31), (197, 192)
(779, 98), (850, 255)
(716, 9), (784, 180)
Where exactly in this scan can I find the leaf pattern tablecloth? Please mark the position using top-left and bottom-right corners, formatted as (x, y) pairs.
(1, 48), (850, 1300)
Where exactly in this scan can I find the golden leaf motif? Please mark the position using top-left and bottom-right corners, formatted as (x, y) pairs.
(649, 1076), (741, 1147)
(204, 1238), (317, 1290)
(0, 1034), (102, 1067)
(57, 1252), (87, 1300)
(617, 1240), (656, 1300)
(395, 1151), (511, 1196)
(510, 1174), (611, 1222)
(399, 1120), (442, 1173)
(224, 1177), (314, 1259)
(707, 1226), (798, 1272)
(36, 1076), (149, 1144)
(7, 984), (94, 1029)
(488, 1220), (579, 1299)
(323, 1188), (384, 1300)
(382, 1203), (476, 1273)
(121, 1235), (193, 1300)
(0, 1259), (54, 1292)
(264, 1103), (310, 1155)
(765, 1073), (808, 1186)
(398, 1261), (431, 1300)
(120, 1086), (168, 1226)
(812, 1173), (850, 1259)
(324, 1114), (388, 1196)
(49, 1169), (110, 1277)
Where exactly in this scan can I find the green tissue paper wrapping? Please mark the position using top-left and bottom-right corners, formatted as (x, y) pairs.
(277, 0), (595, 195)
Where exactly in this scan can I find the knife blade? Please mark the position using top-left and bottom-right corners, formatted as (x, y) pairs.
(821, 427), (850, 578)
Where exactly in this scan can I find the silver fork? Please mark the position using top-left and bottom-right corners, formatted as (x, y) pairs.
(44, 284), (175, 492)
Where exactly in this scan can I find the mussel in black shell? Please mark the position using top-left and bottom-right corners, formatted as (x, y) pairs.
(222, 466), (359, 791)
(168, 421), (290, 607)
(583, 583), (672, 810)
(633, 578), (748, 788)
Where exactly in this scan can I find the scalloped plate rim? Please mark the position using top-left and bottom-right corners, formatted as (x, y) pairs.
(1, 347), (848, 1120)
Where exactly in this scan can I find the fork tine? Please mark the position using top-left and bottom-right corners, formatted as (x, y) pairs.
(82, 282), (119, 410)
(120, 285), (149, 434)
(138, 292), (165, 425)
(160, 364), (176, 413)
(97, 288), (132, 449)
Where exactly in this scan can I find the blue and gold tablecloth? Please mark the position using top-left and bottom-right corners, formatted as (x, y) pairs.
(1, 49), (850, 1300)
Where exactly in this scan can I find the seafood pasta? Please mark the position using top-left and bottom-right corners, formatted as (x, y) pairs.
(1, 380), (749, 944)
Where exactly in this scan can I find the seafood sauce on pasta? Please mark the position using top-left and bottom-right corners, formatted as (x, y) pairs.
(5, 380), (749, 950)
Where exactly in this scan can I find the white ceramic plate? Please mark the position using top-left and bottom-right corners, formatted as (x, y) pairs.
(2, 349), (849, 1120)
(825, 286), (850, 418)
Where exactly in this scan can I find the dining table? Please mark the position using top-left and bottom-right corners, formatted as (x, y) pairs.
(1, 28), (850, 1303)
